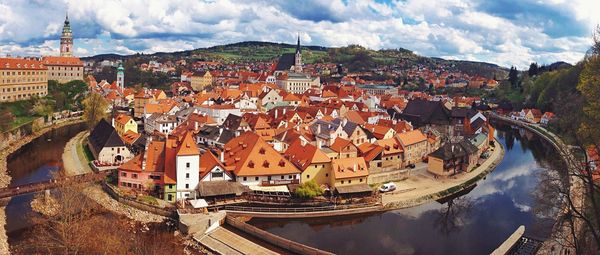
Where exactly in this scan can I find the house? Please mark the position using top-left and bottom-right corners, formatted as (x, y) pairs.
(375, 136), (404, 170)
(191, 71), (213, 91)
(398, 99), (451, 133)
(427, 140), (478, 177)
(520, 108), (543, 123)
(199, 151), (234, 182)
(330, 157), (371, 197)
(113, 114), (137, 136)
(171, 132), (201, 200)
(540, 112), (555, 125)
(284, 140), (332, 186)
(117, 140), (165, 193)
(222, 132), (302, 186)
(357, 143), (384, 174)
(88, 119), (133, 165)
(144, 113), (178, 135)
(396, 130), (430, 165)
(327, 137), (359, 159)
(196, 126), (236, 148)
(195, 104), (242, 125)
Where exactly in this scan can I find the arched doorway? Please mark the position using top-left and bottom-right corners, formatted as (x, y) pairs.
(114, 155), (123, 164)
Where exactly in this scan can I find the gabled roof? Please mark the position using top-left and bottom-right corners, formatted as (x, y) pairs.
(375, 136), (404, 155)
(329, 137), (356, 153)
(400, 99), (451, 127)
(357, 143), (383, 162)
(331, 157), (369, 179)
(89, 119), (125, 153)
(396, 130), (427, 146)
(429, 140), (478, 160)
(284, 140), (331, 171)
(222, 132), (301, 176)
(275, 53), (296, 71)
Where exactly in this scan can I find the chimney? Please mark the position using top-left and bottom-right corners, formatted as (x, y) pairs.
(283, 108), (286, 115)
(112, 117), (115, 127)
(353, 163), (357, 172)
(275, 109), (278, 119)
(317, 140), (322, 149)
(220, 151), (224, 162)
(342, 118), (347, 126)
(219, 128), (223, 135)
(317, 124), (321, 134)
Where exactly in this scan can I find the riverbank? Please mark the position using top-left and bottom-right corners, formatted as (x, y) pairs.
(0, 117), (83, 254)
(381, 138), (504, 210)
(489, 114), (583, 254)
(59, 131), (165, 224)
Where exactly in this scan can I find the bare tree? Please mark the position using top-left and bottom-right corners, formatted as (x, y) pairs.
(433, 197), (474, 235)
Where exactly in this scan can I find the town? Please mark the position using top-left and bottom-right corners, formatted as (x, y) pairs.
(1, 5), (598, 255)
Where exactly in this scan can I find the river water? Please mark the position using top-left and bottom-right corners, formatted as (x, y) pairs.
(5, 122), (86, 234)
(250, 124), (565, 254)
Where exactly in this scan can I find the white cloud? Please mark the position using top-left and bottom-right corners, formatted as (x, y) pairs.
(0, 0), (595, 68)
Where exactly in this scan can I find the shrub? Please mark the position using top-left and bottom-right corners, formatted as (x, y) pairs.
(294, 180), (324, 199)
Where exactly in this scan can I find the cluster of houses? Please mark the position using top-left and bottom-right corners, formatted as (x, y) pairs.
(82, 37), (502, 205)
(510, 108), (555, 125)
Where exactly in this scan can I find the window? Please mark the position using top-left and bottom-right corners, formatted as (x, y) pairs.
(281, 175), (285, 180)
(243, 177), (247, 181)
(185, 184), (189, 189)
(325, 173), (329, 177)
(341, 180), (345, 184)
(132, 174), (138, 179)
(360, 178), (363, 182)
(255, 177), (259, 181)
(186, 162), (190, 168)
(121, 172), (127, 177)
(185, 173), (190, 179)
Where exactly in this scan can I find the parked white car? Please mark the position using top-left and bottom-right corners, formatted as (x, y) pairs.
(379, 182), (397, 193)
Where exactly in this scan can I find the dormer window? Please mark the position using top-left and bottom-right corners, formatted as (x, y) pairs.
(279, 160), (285, 167)
(263, 160), (270, 167)
(259, 147), (266, 154)
(248, 160), (254, 168)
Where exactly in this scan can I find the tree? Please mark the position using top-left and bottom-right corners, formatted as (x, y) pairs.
(528, 62), (539, 77)
(508, 66), (519, 88)
(0, 107), (14, 131)
(82, 93), (108, 130)
(33, 98), (55, 120)
(294, 180), (324, 199)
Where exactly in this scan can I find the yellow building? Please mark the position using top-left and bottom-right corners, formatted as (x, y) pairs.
(330, 157), (370, 192)
(43, 56), (84, 83)
(284, 140), (332, 186)
(191, 71), (213, 91)
(0, 58), (48, 102)
(113, 114), (137, 136)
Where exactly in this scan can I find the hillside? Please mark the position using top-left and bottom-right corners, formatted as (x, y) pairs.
(82, 41), (508, 78)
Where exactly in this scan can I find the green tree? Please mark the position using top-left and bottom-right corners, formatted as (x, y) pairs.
(508, 66), (519, 88)
(294, 180), (324, 199)
(82, 93), (108, 130)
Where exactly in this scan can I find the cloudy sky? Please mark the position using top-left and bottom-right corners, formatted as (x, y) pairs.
(0, 0), (598, 69)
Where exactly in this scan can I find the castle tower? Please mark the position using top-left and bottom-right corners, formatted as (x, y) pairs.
(60, 13), (73, 57)
(294, 35), (302, 73)
(117, 62), (125, 90)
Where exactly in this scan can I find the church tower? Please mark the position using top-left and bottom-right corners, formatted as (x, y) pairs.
(60, 13), (73, 57)
(294, 35), (302, 73)
(117, 63), (125, 90)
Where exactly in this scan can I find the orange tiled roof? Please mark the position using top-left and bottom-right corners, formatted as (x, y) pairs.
(284, 140), (331, 170)
(223, 132), (301, 176)
(176, 132), (200, 156)
(42, 56), (83, 66)
(0, 58), (46, 70)
(331, 157), (369, 179)
(397, 130), (427, 146)
(115, 114), (133, 126)
(376, 137), (404, 155)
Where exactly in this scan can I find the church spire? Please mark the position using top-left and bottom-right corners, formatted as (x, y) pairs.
(296, 33), (301, 54)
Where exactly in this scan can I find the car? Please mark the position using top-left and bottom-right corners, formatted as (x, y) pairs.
(407, 164), (416, 169)
(379, 182), (397, 193)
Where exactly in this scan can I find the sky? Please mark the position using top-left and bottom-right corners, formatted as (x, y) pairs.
(0, 0), (598, 69)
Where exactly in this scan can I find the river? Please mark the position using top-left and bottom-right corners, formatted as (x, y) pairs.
(5, 122), (86, 234)
(249, 124), (565, 254)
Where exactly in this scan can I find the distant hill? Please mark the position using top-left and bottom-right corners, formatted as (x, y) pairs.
(82, 41), (509, 79)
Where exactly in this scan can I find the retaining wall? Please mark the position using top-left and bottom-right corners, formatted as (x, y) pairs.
(226, 215), (334, 255)
(101, 182), (176, 218)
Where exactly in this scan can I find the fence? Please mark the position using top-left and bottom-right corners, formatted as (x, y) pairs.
(101, 182), (176, 218)
(222, 203), (379, 213)
(226, 215), (334, 255)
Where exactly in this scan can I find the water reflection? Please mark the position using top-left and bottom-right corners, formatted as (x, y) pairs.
(5, 123), (85, 233)
(249, 124), (563, 254)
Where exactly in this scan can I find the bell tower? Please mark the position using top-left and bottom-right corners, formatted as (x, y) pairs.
(60, 13), (73, 57)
